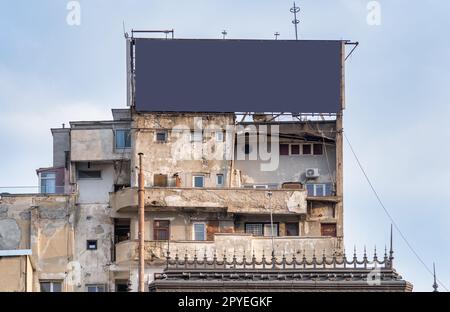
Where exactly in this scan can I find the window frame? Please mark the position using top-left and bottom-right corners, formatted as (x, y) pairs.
(114, 129), (131, 149)
(279, 143), (290, 156)
(245, 222), (279, 237)
(216, 174), (224, 187)
(153, 220), (170, 241)
(86, 240), (98, 250)
(290, 144), (301, 156)
(155, 130), (168, 143)
(40, 280), (62, 292)
(313, 143), (324, 155)
(302, 143), (313, 155)
(192, 222), (207, 241)
(86, 284), (106, 292)
(215, 131), (224, 142)
(192, 175), (205, 188)
(190, 131), (203, 142)
(285, 222), (300, 236)
(40, 172), (56, 194)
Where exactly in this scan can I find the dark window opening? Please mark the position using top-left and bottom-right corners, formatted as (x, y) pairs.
(87, 240), (97, 250)
(313, 143), (323, 155)
(115, 281), (129, 292)
(154, 220), (170, 240)
(285, 222), (299, 236)
(321, 223), (337, 237)
(302, 144), (312, 155)
(114, 219), (130, 244)
(156, 131), (168, 143)
(291, 144), (300, 155)
(279, 144), (289, 155)
(78, 170), (101, 179)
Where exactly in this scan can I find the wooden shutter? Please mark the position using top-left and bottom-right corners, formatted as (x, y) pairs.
(154, 174), (168, 187)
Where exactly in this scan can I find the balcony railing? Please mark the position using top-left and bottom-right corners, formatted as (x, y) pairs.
(114, 234), (338, 264)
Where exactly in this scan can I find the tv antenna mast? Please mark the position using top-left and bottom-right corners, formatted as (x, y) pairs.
(274, 32), (280, 40)
(290, 2), (300, 40)
(221, 30), (228, 39)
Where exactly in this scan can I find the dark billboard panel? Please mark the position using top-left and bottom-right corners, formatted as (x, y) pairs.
(134, 39), (343, 113)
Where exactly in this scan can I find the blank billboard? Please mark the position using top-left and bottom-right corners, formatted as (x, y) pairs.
(134, 39), (343, 113)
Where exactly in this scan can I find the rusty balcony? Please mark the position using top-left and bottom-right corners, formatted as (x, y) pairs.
(109, 187), (307, 215)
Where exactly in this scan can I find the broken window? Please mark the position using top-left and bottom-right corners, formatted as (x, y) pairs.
(153, 220), (170, 240)
(313, 143), (323, 155)
(291, 144), (300, 155)
(216, 174), (224, 187)
(321, 223), (337, 237)
(193, 175), (205, 188)
(285, 222), (299, 236)
(115, 281), (129, 292)
(40, 172), (56, 194)
(193, 223), (206, 241)
(156, 130), (168, 143)
(115, 129), (131, 149)
(86, 284), (105, 292)
(302, 144), (312, 155)
(86, 240), (97, 250)
(279, 144), (289, 155)
(40, 280), (62, 292)
(77, 170), (101, 179)
(153, 174), (168, 187)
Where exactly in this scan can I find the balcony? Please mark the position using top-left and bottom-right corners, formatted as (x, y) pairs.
(110, 187), (307, 215)
(114, 234), (338, 264)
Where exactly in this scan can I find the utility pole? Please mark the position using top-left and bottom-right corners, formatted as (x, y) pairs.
(138, 152), (145, 292)
(267, 191), (275, 257)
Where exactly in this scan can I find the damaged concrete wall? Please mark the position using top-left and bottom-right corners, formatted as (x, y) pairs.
(76, 162), (115, 204)
(131, 113), (235, 188)
(74, 203), (113, 291)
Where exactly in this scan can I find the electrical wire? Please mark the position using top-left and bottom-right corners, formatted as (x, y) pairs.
(344, 132), (449, 292)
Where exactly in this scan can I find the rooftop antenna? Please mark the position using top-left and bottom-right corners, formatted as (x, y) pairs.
(290, 2), (300, 40)
(433, 262), (439, 292)
(221, 30), (228, 40)
(274, 32), (280, 40)
(122, 21), (129, 38)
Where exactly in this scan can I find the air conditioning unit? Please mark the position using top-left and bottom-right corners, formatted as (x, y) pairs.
(305, 168), (320, 178)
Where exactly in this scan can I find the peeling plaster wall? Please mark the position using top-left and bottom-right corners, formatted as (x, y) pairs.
(74, 203), (113, 291)
(76, 162), (115, 204)
(131, 113), (235, 188)
(0, 256), (24, 291)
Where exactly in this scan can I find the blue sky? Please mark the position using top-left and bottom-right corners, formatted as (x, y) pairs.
(1, 0), (449, 291)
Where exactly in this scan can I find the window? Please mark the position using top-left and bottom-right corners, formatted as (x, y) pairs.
(193, 223), (206, 241)
(263, 224), (279, 237)
(115, 281), (129, 292)
(40, 172), (56, 194)
(286, 223), (299, 236)
(253, 184), (268, 189)
(245, 223), (263, 236)
(77, 170), (101, 179)
(40, 280), (62, 292)
(313, 143), (323, 155)
(215, 131), (224, 142)
(321, 223), (337, 237)
(86, 284), (105, 292)
(306, 183), (333, 197)
(87, 240), (97, 250)
(193, 175), (205, 188)
(153, 174), (168, 187)
(302, 144), (312, 155)
(216, 174), (224, 187)
(153, 220), (170, 240)
(291, 144), (300, 155)
(156, 131), (168, 143)
(279, 144), (289, 155)
(191, 131), (202, 142)
(245, 223), (279, 236)
(115, 129), (131, 149)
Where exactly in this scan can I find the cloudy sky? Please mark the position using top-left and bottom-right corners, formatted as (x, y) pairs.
(1, 0), (449, 291)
